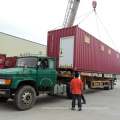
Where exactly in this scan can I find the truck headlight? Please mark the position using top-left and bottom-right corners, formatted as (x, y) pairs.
(0, 79), (11, 85)
(0, 79), (5, 84)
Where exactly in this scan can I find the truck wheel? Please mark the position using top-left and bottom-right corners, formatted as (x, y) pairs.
(111, 81), (114, 89)
(0, 97), (9, 102)
(66, 84), (72, 99)
(14, 85), (36, 110)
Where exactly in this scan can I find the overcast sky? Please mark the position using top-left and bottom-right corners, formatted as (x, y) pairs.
(0, 0), (120, 52)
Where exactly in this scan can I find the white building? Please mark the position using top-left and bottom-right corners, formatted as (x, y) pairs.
(0, 32), (46, 57)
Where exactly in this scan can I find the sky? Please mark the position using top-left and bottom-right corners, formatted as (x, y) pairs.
(0, 0), (120, 52)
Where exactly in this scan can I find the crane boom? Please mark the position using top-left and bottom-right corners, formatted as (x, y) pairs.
(63, 0), (80, 28)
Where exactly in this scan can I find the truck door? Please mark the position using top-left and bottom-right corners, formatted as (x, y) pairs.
(59, 36), (74, 68)
(37, 58), (57, 87)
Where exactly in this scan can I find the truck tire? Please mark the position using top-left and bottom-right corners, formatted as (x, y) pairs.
(88, 81), (91, 89)
(66, 84), (72, 99)
(0, 97), (9, 102)
(111, 81), (114, 89)
(104, 81), (111, 90)
(14, 85), (36, 110)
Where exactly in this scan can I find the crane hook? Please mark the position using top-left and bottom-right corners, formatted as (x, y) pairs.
(92, 1), (97, 12)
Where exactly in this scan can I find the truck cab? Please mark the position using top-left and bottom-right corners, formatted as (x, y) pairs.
(0, 56), (57, 110)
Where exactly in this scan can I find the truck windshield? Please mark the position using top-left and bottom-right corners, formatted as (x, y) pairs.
(16, 57), (38, 68)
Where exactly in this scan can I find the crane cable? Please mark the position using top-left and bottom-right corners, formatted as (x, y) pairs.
(92, 0), (119, 53)
(77, 0), (119, 53)
(96, 14), (119, 53)
(52, 10), (94, 30)
(95, 12), (101, 41)
(76, 10), (93, 21)
(51, 1), (119, 53)
(78, 10), (93, 25)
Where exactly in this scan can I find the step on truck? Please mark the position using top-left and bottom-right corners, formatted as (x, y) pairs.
(0, 26), (119, 110)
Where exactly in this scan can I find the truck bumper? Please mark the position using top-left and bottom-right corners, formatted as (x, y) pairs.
(0, 89), (10, 97)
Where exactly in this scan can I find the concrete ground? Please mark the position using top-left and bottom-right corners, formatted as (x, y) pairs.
(0, 80), (120, 120)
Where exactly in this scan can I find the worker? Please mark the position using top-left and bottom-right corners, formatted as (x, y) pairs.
(76, 94), (86, 105)
(70, 71), (83, 111)
(81, 94), (86, 104)
(79, 74), (86, 104)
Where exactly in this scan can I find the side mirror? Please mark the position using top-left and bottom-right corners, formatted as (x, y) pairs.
(36, 61), (41, 69)
(24, 64), (28, 70)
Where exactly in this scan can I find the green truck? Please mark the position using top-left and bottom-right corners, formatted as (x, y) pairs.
(0, 56), (73, 110)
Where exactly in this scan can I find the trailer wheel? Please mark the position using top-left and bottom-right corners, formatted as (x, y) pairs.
(104, 81), (111, 90)
(14, 85), (36, 111)
(111, 81), (114, 89)
(88, 81), (91, 89)
(66, 84), (72, 99)
(0, 97), (9, 102)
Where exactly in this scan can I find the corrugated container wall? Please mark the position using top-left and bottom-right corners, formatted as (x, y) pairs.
(47, 26), (120, 74)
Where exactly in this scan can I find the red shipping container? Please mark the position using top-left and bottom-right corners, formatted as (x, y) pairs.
(5, 56), (18, 68)
(0, 59), (5, 69)
(0, 54), (6, 60)
(0, 54), (6, 69)
(0, 59), (4, 65)
(47, 25), (120, 74)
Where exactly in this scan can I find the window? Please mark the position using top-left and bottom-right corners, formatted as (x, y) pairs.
(49, 60), (54, 68)
(16, 57), (37, 67)
(40, 58), (48, 68)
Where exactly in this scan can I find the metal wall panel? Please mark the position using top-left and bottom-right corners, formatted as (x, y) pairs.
(47, 26), (120, 74)
(0, 33), (46, 57)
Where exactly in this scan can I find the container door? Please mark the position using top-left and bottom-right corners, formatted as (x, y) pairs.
(59, 36), (74, 68)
